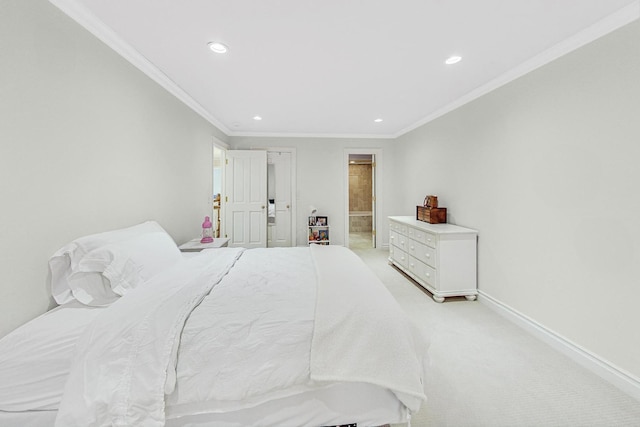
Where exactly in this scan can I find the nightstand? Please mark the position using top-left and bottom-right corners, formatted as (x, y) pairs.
(178, 237), (230, 252)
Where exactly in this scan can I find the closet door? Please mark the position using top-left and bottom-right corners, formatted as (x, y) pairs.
(267, 151), (292, 247)
(225, 150), (267, 248)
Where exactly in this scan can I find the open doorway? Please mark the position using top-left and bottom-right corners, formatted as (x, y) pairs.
(212, 144), (225, 239)
(346, 152), (377, 250)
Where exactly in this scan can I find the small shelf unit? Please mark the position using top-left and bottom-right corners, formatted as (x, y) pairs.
(308, 216), (330, 245)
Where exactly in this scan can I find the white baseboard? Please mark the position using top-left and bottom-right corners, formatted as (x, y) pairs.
(478, 290), (640, 402)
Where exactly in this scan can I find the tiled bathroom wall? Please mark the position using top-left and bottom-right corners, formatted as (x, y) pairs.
(349, 164), (373, 232)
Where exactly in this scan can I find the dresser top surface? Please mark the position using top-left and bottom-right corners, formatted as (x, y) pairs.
(389, 216), (478, 235)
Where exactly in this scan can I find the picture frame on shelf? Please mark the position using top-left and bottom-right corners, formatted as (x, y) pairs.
(308, 214), (330, 245)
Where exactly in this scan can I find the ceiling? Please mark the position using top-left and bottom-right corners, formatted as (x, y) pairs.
(51, 0), (639, 138)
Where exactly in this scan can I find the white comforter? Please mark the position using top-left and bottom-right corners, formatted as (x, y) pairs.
(55, 246), (426, 426)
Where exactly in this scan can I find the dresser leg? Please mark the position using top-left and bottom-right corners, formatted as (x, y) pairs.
(433, 295), (445, 303)
(464, 295), (477, 301)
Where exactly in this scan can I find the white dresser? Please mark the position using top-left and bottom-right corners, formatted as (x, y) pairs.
(388, 216), (478, 303)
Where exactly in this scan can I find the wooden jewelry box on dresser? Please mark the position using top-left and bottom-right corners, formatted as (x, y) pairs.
(388, 216), (478, 303)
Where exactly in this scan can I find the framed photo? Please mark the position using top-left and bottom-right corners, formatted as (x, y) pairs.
(308, 216), (316, 226)
(318, 229), (329, 241)
(315, 216), (328, 226)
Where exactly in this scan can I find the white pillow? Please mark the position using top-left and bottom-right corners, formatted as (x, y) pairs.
(64, 272), (119, 307)
(67, 232), (183, 306)
(48, 221), (173, 305)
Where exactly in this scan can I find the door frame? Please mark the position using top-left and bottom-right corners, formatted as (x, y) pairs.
(343, 148), (382, 249)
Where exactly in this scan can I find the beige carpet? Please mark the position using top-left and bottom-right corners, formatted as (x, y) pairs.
(353, 248), (640, 427)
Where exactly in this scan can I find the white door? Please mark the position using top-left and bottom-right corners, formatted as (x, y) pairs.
(225, 150), (267, 248)
(267, 152), (292, 247)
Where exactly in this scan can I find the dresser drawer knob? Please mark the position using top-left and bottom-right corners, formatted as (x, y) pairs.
(425, 253), (430, 258)
(425, 272), (431, 278)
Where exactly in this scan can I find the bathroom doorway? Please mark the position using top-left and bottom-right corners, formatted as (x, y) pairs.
(346, 152), (377, 249)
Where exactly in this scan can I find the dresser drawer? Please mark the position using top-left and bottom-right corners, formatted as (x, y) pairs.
(409, 256), (436, 287)
(410, 227), (436, 248)
(389, 230), (408, 251)
(389, 221), (408, 236)
(390, 246), (409, 269)
(408, 239), (436, 268)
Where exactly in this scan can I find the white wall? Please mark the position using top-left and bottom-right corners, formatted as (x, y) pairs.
(229, 137), (398, 247)
(395, 20), (640, 380)
(0, 1), (225, 336)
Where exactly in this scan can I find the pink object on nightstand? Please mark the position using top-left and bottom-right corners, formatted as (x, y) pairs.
(201, 216), (214, 243)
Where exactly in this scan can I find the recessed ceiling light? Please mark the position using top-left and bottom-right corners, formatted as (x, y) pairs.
(374, 118), (383, 123)
(445, 55), (462, 65)
(253, 116), (262, 121)
(208, 42), (228, 54)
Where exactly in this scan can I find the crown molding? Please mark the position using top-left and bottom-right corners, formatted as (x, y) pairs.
(395, 1), (640, 138)
(228, 131), (395, 140)
(48, 0), (232, 135)
(49, 0), (639, 141)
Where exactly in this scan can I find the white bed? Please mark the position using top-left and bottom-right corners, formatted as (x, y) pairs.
(0, 222), (427, 427)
